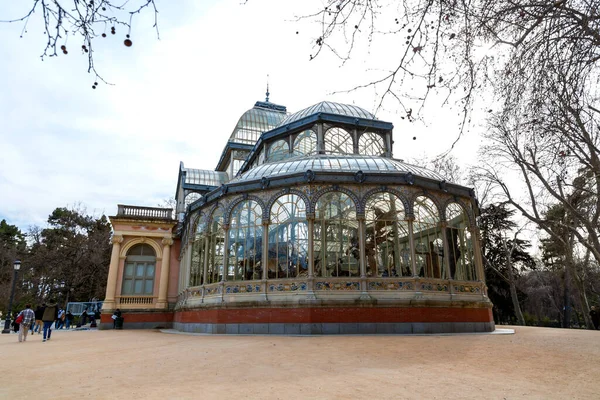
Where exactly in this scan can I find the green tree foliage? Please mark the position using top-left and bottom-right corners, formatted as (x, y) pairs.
(479, 203), (535, 324)
(0, 219), (26, 314)
(1, 207), (111, 313)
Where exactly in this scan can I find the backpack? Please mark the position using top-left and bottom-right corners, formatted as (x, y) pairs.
(15, 313), (23, 324)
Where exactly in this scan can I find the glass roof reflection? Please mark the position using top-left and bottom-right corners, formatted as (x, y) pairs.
(279, 101), (376, 126)
(230, 155), (445, 183)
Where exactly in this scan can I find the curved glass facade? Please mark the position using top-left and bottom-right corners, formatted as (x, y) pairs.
(178, 98), (485, 313)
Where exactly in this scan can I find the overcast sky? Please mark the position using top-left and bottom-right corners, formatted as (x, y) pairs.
(0, 0), (484, 232)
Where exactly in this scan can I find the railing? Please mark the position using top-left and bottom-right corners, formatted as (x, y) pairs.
(116, 204), (173, 220)
(117, 296), (156, 305)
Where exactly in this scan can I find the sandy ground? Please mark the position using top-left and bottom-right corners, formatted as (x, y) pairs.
(0, 326), (598, 399)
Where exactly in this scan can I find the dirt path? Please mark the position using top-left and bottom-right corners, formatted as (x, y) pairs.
(1, 326), (598, 399)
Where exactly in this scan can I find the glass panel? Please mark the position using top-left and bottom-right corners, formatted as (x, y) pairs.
(324, 127), (353, 155)
(268, 194), (309, 278)
(293, 130), (317, 156)
(134, 280), (143, 294)
(125, 263), (134, 277)
(228, 201), (263, 281)
(359, 132), (385, 156)
(365, 193), (411, 277)
(146, 264), (155, 277)
(268, 139), (290, 162)
(122, 279), (133, 294)
(314, 192), (359, 278)
(144, 280), (154, 294)
(413, 196), (444, 279)
(207, 208), (225, 284)
(447, 203), (476, 280)
(136, 264), (145, 277)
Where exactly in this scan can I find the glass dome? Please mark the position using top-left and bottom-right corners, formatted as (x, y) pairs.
(279, 101), (376, 126)
(230, 154), (444, 183)
(229, 102), (288, 145)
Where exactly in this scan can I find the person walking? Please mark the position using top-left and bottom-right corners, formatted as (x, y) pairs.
(42, 300), (58, 342)
(16, 304), (36, 342)
(590, 306), (600, 330)
(80, 308), (88, 326)
(112, 309), (122, 329)
(34, 304), (45, 335)
(65, 311), (74, 329)
(56, 308), (65, 329)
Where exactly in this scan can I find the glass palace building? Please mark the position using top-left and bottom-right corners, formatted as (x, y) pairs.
(100, 98), (495, 334)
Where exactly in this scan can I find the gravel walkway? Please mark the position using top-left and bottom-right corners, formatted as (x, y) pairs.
(1, 326), (598, 399)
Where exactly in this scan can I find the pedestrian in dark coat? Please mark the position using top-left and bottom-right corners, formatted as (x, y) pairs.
(590, 306), (600, 330)
(42, 301), (58, 342)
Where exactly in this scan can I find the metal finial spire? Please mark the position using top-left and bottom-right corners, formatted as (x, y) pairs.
(265, 74), (270, 102)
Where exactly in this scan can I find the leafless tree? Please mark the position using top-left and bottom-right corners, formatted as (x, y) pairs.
(480, 59), (600, 327)
(1, 1), (159, 85)
(305, 0), (600, 156)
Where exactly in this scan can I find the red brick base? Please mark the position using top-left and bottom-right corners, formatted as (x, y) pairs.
(174, 307), (493, 324)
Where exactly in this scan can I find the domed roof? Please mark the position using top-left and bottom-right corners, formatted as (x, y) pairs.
(230, 154), (445, 183)
(229, 101), (288, 145)
(279, 101), (376, 126)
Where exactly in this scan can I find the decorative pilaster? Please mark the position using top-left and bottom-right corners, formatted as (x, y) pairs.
(470, 227), (486, 283)
(156, 237), (174, 309)
(407, 217), (417, 277)
(222, 225), (230, 282)
(306, 213), (317, 300)
(307, 213), (315, 278)
(102, 235), (123, 311)
(357, 215), (370, 300)
(261, 220), (269, 300)
(440, 222), (451, 280)
(317, 123), (325, 154)
(184, 241), (193, 290)
(202, 236), (209, 285)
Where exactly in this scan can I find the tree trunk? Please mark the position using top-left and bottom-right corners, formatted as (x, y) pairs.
(503, 236), (525, 325)
(566, 252), (593, 329)
(506, 263), (525, 325)
(562, 265), (571, 328)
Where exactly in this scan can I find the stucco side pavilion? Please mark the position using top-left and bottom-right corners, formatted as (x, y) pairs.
(100, 98), (494, 334)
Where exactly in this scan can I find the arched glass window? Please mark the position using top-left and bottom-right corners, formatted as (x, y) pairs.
(258, 148), (265, 165)
(206, 208), (225, 284)
(190, 217), (206, 287)
(268, 194), (308, 279)
(446, 203), (476, 280)
(293, 130), (317, 156)
(268, 139), (290, 162)
(185, 192), (201, 207)
(365, 193), (411, 277)
(324, 127), (353, 155)
(122, 244), (156, 295)
(358, 132), (385, 156)
(413, 196), (445, 279)
(314, 192), (359, 277)
(228, 201), (263, 281)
